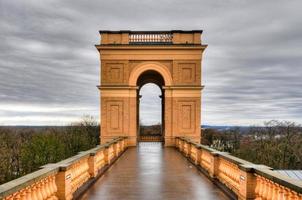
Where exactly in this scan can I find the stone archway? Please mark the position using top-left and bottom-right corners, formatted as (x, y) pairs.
(96, 30), (207, 146)
(129, 62), (172, 144)
(129, 62), (173, 86)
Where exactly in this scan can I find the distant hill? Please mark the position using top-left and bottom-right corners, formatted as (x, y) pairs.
(201, 125), (251, 133)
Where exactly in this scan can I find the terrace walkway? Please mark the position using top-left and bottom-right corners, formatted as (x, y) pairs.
(79, 142), (229, 200)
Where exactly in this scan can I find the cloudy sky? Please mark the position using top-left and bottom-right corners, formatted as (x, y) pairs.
(0, 0), (302, 126)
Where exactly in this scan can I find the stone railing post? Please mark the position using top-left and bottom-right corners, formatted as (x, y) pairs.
(175, 137), (179, 149)
(209, 152), (219, 178)
(121, 32), (129, 44)
(182, 139), (185, 153)
(124, 137), (128, 148)
(116, 140), (121, 155)
(238, 165), (273, 200)
(104, 145), (110, 165)
(238, 165), (256, 200)
(113, 141), (118, 157)
(88, 152), (97, 178)
(178, 138), (182, 152)
(187, 141), (192, 157)
(120, 139), (124, 151)
(55, 167), (72, 200)
(195, 146), (202, 165)
(179, 139), (183, 152)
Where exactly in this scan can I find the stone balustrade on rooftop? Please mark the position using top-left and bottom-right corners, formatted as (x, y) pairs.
(98, 30), (203, 45)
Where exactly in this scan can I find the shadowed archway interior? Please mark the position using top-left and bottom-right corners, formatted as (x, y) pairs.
(137, 70), (165, 142)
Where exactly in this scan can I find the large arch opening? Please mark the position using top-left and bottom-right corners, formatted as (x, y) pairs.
(136, 70), (165, 143)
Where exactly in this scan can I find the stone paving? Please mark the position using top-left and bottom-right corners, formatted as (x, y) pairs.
(79, 142), (229, 200)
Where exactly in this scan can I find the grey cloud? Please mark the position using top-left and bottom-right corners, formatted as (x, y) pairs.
(0, 0), (302, 125)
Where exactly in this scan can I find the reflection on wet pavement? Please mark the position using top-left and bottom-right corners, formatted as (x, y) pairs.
(79, 142), (230, 200)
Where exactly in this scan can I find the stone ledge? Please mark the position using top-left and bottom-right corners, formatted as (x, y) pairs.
(0, 167), (58, 198)
(255, 168), (302, 194)
(0, 136), (126, 199)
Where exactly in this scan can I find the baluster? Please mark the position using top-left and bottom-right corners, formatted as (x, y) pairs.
(47, 176), (54, 200)
(258, 177), (264, 199)
(267, 181), (273, 200)
(22, 188), (31, 200)
(255, 177), (260, 199)
(283, 189), (290, 200)
(289, 192), (299, 200)
(19, 188), (28, 200)
(31, 185), (39, 200)
(45, 177), (52, 199)
(276, 187), (283, 200)
(36, 182), (44, 200)
(264, 179), (270, 199)
(78, 162), (83, 187)
(13, 192), (21, 200)
(261, 179), (266, 199)
(40, 179), (47, 199)
(51, 176), (58, 199)
(271, 183), (278, 200)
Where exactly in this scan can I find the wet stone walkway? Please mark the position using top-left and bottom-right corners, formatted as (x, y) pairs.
(79, 142), (230, 200)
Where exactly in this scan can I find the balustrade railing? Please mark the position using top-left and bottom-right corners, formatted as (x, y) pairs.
(175, 137), (302, 200)
(0, 137), (128, 200)
(217, 157), (240, 193)
(129, 33), (172, 44)
(139, 134), (162, 142)
(200, 149), (212, 173)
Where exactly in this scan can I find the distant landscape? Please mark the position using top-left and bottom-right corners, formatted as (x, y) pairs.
(1, 119), (301, 185)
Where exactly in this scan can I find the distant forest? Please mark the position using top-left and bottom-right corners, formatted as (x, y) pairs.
(0, 119), (301, 185)
(0, 116), (99, 184)
(140, 124), (161, 135)
(202, 120), (302, 170)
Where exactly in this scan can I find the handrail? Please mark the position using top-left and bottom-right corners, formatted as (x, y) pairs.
(0, 136), (128, 200)
(98, 30), (204, 45)
(129, 33), (173, 44)
(175, 137), (302, 199)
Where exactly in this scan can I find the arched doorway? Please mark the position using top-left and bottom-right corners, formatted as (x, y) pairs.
(136, 71), (165, 143)
(130, 63), (172, 145)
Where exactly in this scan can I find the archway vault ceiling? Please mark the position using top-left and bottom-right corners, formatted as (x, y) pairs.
(137, 70), (165, 90)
